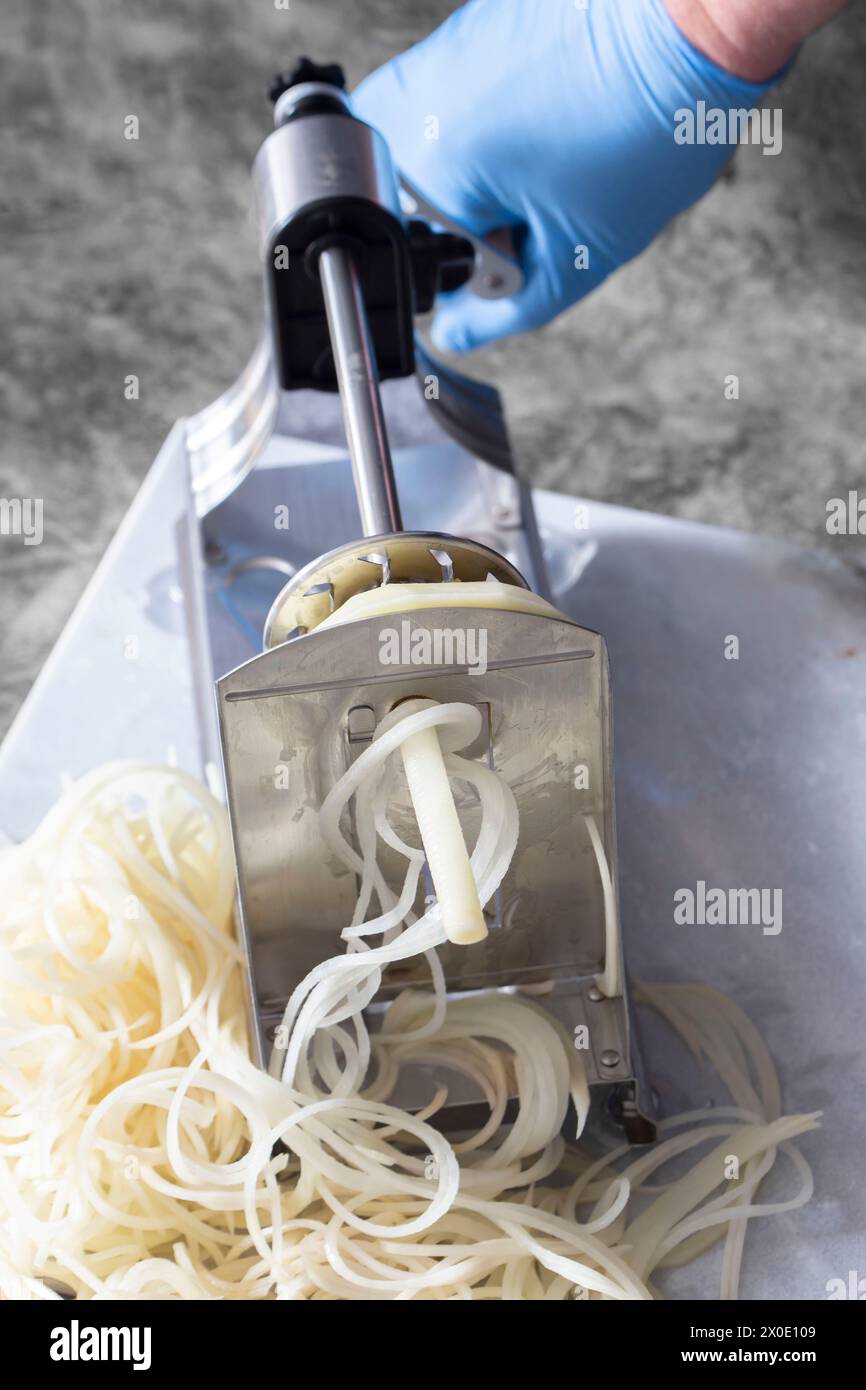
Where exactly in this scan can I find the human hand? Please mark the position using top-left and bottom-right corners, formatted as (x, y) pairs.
(353, 0), (787, 351)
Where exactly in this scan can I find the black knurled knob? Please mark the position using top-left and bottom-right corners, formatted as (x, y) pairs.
(269, 57), (346, 105)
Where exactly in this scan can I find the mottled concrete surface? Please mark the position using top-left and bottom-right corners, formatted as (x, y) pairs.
(2, 0), (865, 737)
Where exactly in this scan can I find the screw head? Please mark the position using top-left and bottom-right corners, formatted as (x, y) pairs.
(588, 986), (604, 1003)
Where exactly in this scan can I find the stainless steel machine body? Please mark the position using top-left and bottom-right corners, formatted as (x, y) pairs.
(179, 60), (657, 1138)
(220, 606), (624, 1050)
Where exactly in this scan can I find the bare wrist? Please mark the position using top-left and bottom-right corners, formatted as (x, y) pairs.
(665, 0), (848, 83)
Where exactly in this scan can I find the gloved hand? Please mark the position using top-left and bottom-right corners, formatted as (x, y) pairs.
(353, 0), (784, 352)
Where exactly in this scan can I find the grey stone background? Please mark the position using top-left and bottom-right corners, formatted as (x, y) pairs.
(2, 0), (865, 739)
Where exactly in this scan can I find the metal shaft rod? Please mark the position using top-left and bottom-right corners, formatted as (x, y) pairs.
(318, 244), (403, 536)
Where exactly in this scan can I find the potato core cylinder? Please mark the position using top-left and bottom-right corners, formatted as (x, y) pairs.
(399, 711), (487, 946)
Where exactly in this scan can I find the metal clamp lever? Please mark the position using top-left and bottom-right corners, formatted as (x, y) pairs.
(399, 176), (524, 302)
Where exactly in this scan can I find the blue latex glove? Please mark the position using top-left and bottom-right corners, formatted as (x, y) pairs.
(353, 0), (784, 351)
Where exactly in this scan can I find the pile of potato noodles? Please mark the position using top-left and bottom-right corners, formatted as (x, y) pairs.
(0, 729), (818, 1300)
